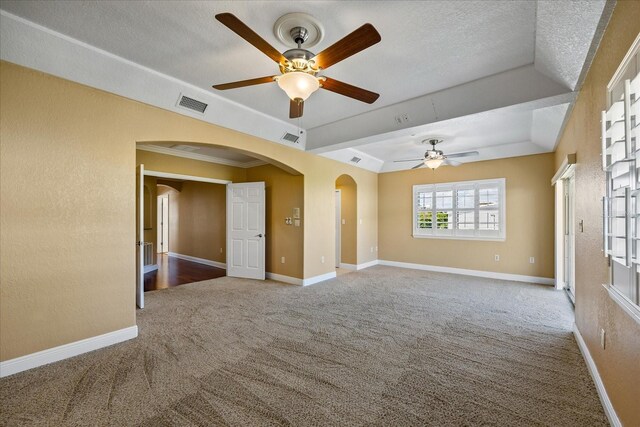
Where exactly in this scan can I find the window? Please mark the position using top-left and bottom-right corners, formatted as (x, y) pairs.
(413, 178), (506, 240)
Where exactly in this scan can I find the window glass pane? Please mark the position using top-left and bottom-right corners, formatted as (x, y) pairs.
(456, 211), (475, 230)
(479, 210), (500, 230)
(457, 189), (475, 209)
(479, 188), (499, 207)
(417, 192), (432, 209)
(417, 211), (433, 229)
(436, 191), (453, 209)
(436, 211), (453, 229)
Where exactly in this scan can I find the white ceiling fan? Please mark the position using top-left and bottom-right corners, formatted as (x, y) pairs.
(394, 138), (479, 170)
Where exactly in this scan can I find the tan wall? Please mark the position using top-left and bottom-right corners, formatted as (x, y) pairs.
(166, 182), (227, 263)
(379, 153), (555, 278)
(0, 61), (378, 361)
(336, 175), (357, 265)
(554, 2), (640, 425)
(246, 165), (304, 279)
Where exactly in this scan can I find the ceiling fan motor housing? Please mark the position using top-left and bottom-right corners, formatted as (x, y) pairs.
(281, 48), (317, 74)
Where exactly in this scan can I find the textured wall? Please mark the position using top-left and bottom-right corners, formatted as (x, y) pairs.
(336, 175), (358, 266)
(378, 153), (555, 278)
(553, 2), (640, 425)
(0, 61), (378, 361)
(246, 165), (304, 279)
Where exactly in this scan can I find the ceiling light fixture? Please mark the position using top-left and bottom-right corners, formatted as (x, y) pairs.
(275, 71), (320, 101)
(425, 157), (445, 170)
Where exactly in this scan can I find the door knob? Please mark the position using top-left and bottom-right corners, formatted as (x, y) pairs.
(256, 234), (264, 238)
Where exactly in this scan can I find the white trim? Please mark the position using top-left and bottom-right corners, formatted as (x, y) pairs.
(339, 263), (357, 270)
(303, 271), (337, 286)
(573, 324), (622, 427)
(551, 153), (577, 185)
(357, 259), (379, 270)
(378, 260), (554, 285)
(604, 284), (640, 326)
(0, 326), (138, 378)
(143, 264), (159, 274)
(168, 252), (226, 270)
(145, 170), (231, 185)
(607, 32), (640, 93)
(136, 145), (266, 169)
(265, 271), (337, 286)
(266, 272), (302, 286)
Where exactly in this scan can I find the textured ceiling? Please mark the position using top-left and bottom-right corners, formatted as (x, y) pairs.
(0, 0), (537, 129)
(0, 0), (609, 171)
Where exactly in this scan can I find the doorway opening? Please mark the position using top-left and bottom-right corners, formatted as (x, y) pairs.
(553, 155), (576, 301)
(335, 175), (357, 273)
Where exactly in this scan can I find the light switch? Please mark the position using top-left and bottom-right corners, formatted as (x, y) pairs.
(293, 207), (300, 219)
(342, 219), (346, 225)
(294, 219), (300, 227)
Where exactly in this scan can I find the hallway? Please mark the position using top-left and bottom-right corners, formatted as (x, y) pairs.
(144, 254), (226, 291)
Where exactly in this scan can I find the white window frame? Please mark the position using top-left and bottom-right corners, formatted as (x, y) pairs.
(413, 178), (506, 241)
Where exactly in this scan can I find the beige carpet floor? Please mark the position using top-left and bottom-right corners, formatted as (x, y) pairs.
(0, 266), (607, 426)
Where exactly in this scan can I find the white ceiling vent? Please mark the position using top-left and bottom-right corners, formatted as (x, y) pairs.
(281, 132), (300, 143)
(177, 94), (208, 114)
(350, 157), (362, 164)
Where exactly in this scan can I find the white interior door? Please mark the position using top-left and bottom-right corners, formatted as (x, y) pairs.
(157, 195), (169, 253)
(135, 164), (144, 309)
(227, 182), (265, 280)
(335, 190), (341, 268)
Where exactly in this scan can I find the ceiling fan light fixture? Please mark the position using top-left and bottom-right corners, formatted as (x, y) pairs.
(425, 158), (444, 170)
(276, 72), (319, 101)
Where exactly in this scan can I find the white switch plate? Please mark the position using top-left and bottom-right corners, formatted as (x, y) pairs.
(281, 256), (285, 264)
(321, 256), (325, 264)
(342, 219), (346, 225)
(529, 257), (535, 264)
(495, 254), (500, 262)
(359, 219), (363, 225)
(600, 329), (606, 349)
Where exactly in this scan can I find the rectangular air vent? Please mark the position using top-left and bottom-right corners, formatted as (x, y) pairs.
(281, 132), (300, 143)
(177, 95), (208, 113)
(350, 157), (362, 164)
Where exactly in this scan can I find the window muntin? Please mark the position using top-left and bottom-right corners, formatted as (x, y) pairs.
(413, 178), (506, 240)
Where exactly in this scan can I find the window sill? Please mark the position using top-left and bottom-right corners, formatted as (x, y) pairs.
(412, 234), (506, 242)
(603, 284), (640, 326)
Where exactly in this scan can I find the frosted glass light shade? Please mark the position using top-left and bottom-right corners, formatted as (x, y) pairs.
(276, 72), (320, 101)
(425, 158), (444, 169)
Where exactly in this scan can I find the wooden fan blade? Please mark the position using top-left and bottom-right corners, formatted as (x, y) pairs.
(443, 159), (462, 167)
(290, 98), (304, 119)
(411, 162), (426, 170)
(394, 159), (424, 163)
(212, 76), (276, 90)
(446, 151), (479, 159)
(311, 24), (381, 70)
(320, 77), (379, 104)
(215, 13), (287, 64)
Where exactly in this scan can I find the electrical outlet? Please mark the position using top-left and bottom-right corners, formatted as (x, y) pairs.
(600, 329), (606, 349)
(495, 254), (500, 262)
(220, 248), (223, 254)
(281, 256), (285, 264)
(342, 219), (346, 225)
(359, 218), (363, 225)
(529, 257), (535, 264)
(321, 256), (325, 264)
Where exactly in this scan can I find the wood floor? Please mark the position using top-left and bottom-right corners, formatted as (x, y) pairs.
(144, 253), (226, 291)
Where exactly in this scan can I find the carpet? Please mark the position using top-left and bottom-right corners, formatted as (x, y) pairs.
(0, 266), (608, 426)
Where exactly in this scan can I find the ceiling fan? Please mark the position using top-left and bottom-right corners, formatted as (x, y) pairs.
(212, 13), (381, 119)
(394, 139), (479, 170)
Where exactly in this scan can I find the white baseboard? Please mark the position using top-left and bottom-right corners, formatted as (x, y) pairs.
(0, 325), (138, 378)
(266, 272), (302, 286)
(303, 271), (337, 286)
(168, 252), (226, 270)
(378, 260), (554, 285)
(143, 264), (158, 274)
(357, 260), (379, 270)
(573, 323), (621, 427)
(265, 271), (337, 286)
(339, 263), (357, 270)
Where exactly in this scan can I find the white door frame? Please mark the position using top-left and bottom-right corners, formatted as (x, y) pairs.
(335, 189), (341, 268)
(157, 195), (169, 253)
(136, 164), (145, 309)
(553, 159), (576, 292)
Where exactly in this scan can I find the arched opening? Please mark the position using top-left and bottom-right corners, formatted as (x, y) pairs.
(335, 174), (357, 270)
(136, 141), (305, 300)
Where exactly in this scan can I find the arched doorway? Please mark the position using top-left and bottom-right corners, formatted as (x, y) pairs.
(335, 175), (357, 269)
